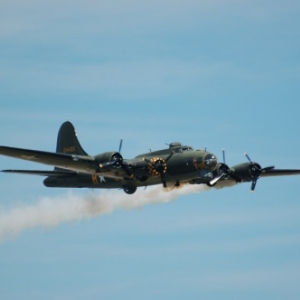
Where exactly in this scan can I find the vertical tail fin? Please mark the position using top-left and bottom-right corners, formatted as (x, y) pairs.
(56, 121), (88, 156)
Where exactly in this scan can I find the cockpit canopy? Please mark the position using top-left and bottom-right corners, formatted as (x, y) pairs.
(169, 142), (182, 148)
(169, 142), (193, 153)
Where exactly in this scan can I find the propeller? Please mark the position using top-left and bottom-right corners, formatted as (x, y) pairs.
(145, 151), (174, 188)
(116, 139), (135, 176)
(209, 149), (230, 186)
(244, 153), (274, 191)
(99, 153), (123, 169)
(113, 139), (135, 176)
(98, 139), (134, 177)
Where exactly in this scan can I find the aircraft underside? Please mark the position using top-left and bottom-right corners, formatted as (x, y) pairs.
(43, 172), (213, 194)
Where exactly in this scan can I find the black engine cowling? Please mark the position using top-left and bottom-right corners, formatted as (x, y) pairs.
(206, 162), (231, 187)
(215, 163), (231, 179)
(230, 162), (262, 182)
(95, 152), (123, 169)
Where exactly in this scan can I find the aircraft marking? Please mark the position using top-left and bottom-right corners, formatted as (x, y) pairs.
(63, 146), (76, 153)
(91, 175), (99, 184)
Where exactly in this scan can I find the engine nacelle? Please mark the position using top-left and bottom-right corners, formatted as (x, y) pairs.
(147, 157), (167, 177)
(215, 163), (230, 179)
(95, 152), (123, 169)
(230, 162), (262, 182)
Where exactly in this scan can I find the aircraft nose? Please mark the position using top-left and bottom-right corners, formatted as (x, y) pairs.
(204, 154), (218, 170)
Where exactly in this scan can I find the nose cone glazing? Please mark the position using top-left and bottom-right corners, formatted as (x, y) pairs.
(204, 154), (217, 170)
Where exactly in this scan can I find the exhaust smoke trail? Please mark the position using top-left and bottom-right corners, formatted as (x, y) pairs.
(0, 181), (235, 241)
(0, 185), (204, 240)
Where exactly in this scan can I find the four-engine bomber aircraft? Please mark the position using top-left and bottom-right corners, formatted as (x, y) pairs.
(1, 121), (300, 194)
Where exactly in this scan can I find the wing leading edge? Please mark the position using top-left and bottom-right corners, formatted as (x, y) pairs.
(0, 146), (95, 173)
(262, 169), (300, 177)
(0, 146), (124, 179)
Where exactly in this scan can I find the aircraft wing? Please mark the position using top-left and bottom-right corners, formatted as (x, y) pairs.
(0, 146), (123, 179)
(0, 145), (96, 171)
(261, 169), (300, 177)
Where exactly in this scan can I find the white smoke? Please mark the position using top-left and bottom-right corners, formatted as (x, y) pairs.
(0, 181), (235, 241)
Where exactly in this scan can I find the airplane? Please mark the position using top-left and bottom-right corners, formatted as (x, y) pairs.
(1, 121), (300, 194)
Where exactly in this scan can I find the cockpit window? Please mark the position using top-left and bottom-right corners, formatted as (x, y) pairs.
(173, 146), (194, 153)
(175, 148), (183, 153)
(182, 146), (193, 151)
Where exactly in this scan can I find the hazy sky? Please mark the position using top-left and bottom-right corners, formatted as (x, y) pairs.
(1, 1), (300, 299)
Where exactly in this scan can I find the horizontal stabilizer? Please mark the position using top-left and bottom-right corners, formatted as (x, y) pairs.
(1, 169), (77, 177)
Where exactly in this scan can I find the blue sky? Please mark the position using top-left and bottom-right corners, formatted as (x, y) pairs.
(1, 0), (300, 299)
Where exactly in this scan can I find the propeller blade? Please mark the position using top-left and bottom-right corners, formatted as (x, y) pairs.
(262, 166), (275, 171)
(222, 149), (226, 164)
(251, 179), (257, 191)
(161, 174), (167, 188)
(209, 173), (224, 186)
(119, 139), (123, 153)
(245, 153), (252, 163)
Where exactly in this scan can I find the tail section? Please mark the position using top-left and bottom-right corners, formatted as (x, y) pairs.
(56, 121), (88, 156)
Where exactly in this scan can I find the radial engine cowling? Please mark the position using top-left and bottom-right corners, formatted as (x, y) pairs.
(215, 163), (231, 179)
(147, 157), (167, 177)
